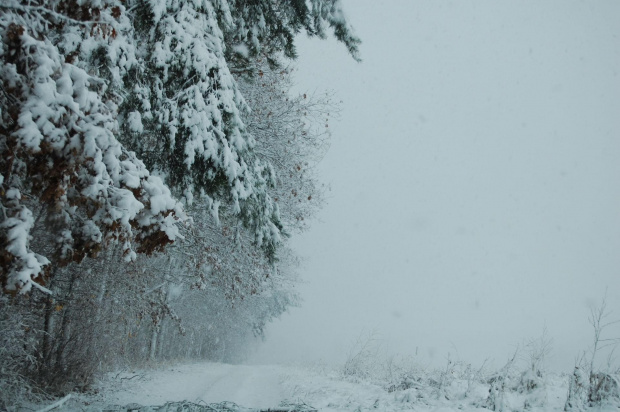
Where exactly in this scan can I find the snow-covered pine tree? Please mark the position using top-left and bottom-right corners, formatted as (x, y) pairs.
(1, 0), (360, 290)
(222, 0), (361, 69)
(0, 0), (185, 293)
(118, 0), (360, 261)
(118, 0), (284, 260)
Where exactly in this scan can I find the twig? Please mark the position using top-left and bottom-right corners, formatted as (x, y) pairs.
(120, 374), (141, 381)
(35, 394), (71, 412)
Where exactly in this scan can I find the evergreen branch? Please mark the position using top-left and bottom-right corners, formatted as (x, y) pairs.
(0, 4), (109, 26)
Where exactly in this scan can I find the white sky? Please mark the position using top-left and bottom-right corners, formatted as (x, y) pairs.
(253, 0), (620, 372)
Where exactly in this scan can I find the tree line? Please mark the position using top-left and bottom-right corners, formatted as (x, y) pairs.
(0, 0), (359, 406)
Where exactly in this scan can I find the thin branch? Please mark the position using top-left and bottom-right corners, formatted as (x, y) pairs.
(35, 394), (71, 412)
(1, 4), (106, 26)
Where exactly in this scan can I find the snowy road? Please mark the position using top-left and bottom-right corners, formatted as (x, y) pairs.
(103, 363), (284, 409)
(87, 362), (571, 412)
(197, 364), (283, 407)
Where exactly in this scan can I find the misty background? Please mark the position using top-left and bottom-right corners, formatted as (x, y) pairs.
(252, 0), (620, 372)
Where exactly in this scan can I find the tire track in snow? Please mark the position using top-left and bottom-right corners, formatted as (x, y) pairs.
(199, 365), (283, 408)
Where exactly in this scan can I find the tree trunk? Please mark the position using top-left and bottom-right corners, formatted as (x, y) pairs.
(149, 317), (160, 362)
(54, 268), (78, 369)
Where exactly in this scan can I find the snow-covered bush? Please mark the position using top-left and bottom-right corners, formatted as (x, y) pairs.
(383, 356), (427, 394)
(518, 369), (548, 410)
(565, 295), (620, 410)
(485, 351), (519, 412)
(565, 366), (589, 411)
(429, 356), (460, 400)
(342, 331), (382, 382)
(515, 329), (552, 409)
(589, 373), (620, 406)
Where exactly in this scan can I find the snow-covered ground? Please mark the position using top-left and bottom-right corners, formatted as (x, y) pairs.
(34, 360), (616, 411)
(95, 363), (284, 409)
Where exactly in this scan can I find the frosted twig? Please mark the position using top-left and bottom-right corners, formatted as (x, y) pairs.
(35, 394), (71, 412)
(29, 279), (53, 295)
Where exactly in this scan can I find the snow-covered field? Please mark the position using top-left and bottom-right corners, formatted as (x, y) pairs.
(32, 361), (618, 411)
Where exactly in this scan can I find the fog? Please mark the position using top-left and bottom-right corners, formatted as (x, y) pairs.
(252, 0), (620, 372)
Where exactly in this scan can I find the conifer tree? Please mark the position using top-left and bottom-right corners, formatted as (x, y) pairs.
(1, 0), (360, 289)
(118, 0), (359, 260)
(0, 0), (184, 293)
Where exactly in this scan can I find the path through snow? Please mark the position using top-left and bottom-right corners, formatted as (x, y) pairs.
(101, 363), (284, 409)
